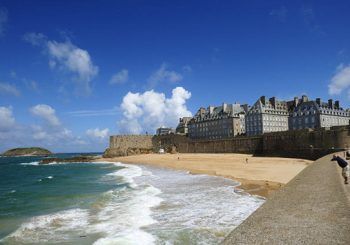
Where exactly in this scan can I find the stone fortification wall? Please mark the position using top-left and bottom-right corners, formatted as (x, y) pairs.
(104, 135), (153, 157)
(109, 135), (153, 149)
(152, 125), (350, 160)
(262, 125), (350, 159)
(105, 126), (350, 160)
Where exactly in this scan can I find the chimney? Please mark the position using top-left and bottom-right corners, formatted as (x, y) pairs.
(335, 100), (340, 109)
(328, 99), (334, 109)
(242, 104), (249, 113)
(269, 97), (276, 107)
(302, 95), (308, 103)
(222, 103), (227, 112)
(294, 97), (299, 107)
(208, 106), (214, 115)
(260, 96), (266, 105)
(316, 98), (321, 106)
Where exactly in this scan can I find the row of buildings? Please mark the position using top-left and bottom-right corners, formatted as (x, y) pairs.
(156, 95), (350, 140)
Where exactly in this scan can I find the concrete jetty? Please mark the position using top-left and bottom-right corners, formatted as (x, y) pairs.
(223, 153), (350, 244)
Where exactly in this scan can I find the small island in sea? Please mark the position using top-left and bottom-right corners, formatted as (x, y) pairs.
(1, 147), (52, 157)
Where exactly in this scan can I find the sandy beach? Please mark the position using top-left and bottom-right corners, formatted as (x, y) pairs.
(100, 153), (312, 198)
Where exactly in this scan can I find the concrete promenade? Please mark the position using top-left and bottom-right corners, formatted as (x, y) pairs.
(223, 153), (350, 244)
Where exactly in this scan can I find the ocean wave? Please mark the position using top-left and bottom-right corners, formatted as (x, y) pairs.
(134, 166), (264, 244)
(91, 162), (163, 244)
(105, 162), (143, 188)
(2, 208), (90, 243)
(20, 161), (39, 166)
(38, 176), (54, 182)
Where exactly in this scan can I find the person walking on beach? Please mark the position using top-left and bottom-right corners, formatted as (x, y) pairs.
(331, 154), (349, 184)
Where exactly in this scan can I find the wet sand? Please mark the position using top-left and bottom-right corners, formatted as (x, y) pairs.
(99, 153), (312, 198)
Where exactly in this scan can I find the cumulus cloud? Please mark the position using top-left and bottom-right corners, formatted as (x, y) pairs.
(86, 128), (109, 140)
(0, 106), (15, 131)
(24, 32), (98, 95)
(118, 87), (192, 134)
(0, 7), (8, 36)
(110, 69), (129, 84)
(328, 64), (350, 96)
(30, 104), (61, 127)
(0, 82), (20, 96)
(47, 40), (98, 86)
(147, 63), (183, 88)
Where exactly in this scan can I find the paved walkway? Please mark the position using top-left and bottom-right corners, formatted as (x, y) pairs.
(223, 153), (350, 245)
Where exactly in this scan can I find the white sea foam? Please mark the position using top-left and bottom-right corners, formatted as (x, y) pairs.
(105, 162), (144, 188)
(134, 166), (264, 244)
(91, 162), (163, 244)
(20, 161), (39, 166)
(2, 209), (90, 243)
(38, 176), (54, 182)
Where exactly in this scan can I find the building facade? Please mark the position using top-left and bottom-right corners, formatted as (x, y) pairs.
(156, 127), (175, 135)
(245, 96), (289, 136)
(176, 117), (192, 135)
(289, 96), (350, 130)
(188, 103), (247, 140)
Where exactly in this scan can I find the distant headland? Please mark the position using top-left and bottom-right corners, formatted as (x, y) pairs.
(2, 147), (52, 157)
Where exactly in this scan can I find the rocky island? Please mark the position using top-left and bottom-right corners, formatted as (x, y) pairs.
(2, 147), (52, 157)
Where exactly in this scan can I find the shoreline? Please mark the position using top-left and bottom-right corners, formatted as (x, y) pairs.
(97, 153), (312, 198)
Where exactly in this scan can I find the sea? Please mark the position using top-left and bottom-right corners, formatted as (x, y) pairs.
(0, 153), (264, 244)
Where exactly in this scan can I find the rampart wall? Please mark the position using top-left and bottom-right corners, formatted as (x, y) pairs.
(152, 126), (350, 160)
(109, 135), (153, 149)
(104, 135), (153, 157)
(105, 126), (350, 160)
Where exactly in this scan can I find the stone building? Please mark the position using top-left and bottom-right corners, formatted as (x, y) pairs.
(176, 117), (192, 135)
(245, 96), (289, 136)
(156, 127), (175, 135)
(188, 103), (247, 140)
(289, 96), (350, 130)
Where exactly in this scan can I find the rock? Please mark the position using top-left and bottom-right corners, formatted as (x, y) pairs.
(103, 148), (127, 158)
(39, 156), (94, 164)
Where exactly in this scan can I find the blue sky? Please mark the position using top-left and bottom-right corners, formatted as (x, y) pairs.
(1, 0), (350, 152)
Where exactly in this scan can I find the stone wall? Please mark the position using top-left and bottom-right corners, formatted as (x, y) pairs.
(152, 125), (350, 160)
(104, 135), (153, 157)
(106, 126), (350, 160)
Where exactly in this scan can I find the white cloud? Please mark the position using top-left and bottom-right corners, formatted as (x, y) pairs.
(67, 108), (119, 117)
(0, 8), (8, 36)
(30, 104), (61, 127)
(147, 63), (183, 88)
(47, 40), (98, 94)
(0, 82), (20, 96)
(23, 32), (47, 46)
(0, 104), (109, 153)
(86, 128), (109, 140)
(328, 64), (350, 96)
(118, 87), (192, 134)
(110, 69), (129, 84)
(0, 106), (15, 131)
(24, 32), (98, 95)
